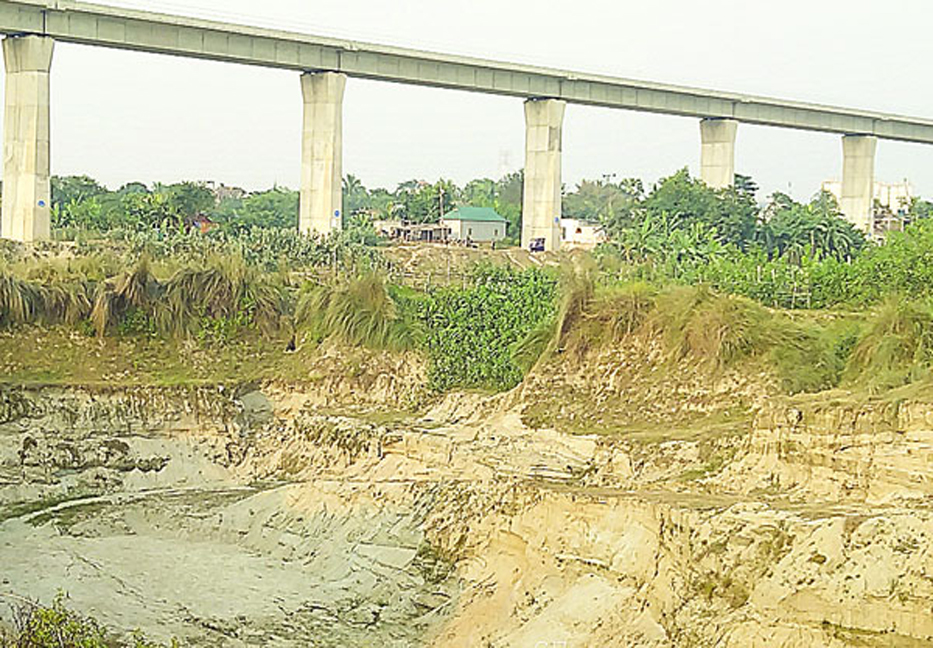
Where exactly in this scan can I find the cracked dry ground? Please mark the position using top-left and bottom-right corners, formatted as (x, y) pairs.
(2, 380), (933, 647)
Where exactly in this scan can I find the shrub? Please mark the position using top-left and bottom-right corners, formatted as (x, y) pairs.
(0, 592), (177, 647)
(420, 264), (558, 391)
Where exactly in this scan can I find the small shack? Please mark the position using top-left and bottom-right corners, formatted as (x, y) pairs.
(374, 219), (451, 242)
(441, 206), (508, 243)
(560, 218), (605, 249)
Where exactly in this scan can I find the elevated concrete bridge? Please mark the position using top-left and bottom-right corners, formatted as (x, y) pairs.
(0, 0), (930, 244)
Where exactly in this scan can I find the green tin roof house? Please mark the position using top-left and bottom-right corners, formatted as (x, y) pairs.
(441, 207), (508, 243)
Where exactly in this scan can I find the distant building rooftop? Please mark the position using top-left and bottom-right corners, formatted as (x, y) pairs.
(442, 206), (508, 223)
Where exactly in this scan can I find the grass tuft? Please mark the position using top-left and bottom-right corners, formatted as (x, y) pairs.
(91, 256), (159, 336)
(295, 274), (420, 351)
(648, 286), (779, 369)
(511, 259), (595, 371)
(159, 254), (285, 337)
(846, 296), (933, 392)
(0, 272), (43, 327)
(90, 254), (286, 338)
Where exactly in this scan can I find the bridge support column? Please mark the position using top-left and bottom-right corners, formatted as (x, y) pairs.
(300, 71), (346, 236)
(522, 98), (565, 252)
(840, 135), (877, 234)
(2, 36), (53, 242)
(699, 118), (737, 189)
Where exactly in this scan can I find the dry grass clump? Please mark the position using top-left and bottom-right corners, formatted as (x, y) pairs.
(0, 269), (94, 328)
(845, 296), (933, 392)
(42, 282), (94, 325)
(647, 286), (781, 369)
(159, 255), (285, 336)
(0, 273), (43, 327)
(0, 251), (294, 341)
(295, 274), (419, 351)
(91, 254), (287, 338)
(91, 256), (159, 336)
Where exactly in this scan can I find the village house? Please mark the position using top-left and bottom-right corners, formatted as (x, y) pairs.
(441, 206), (508, 243)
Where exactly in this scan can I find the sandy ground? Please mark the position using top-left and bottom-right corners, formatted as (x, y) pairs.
(3, 383), (933, 647)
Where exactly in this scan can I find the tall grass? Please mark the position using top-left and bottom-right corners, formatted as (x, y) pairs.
(42, 282), (93, 325)
(0, 268), (94, 329)
(91, 254), (287, 338)
(15, 254), (124, 283)
(91, 257), (159, 336)
(159, 255), (285, 336)
(769, 318), (860, 394)
(603, 281), (657, 340)
(511, 261), (594, 371)
(645, 286), (785, 369)
(0, 273), (43, 327)
(295, 274), (420, 351)
(516, 279), (659, 372)
(846, 296), (933, 392)
(513, 277), (862, 394)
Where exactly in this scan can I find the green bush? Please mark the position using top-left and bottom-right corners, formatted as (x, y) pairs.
(0, 592), (177, 647)
(419, 264), (558, 391)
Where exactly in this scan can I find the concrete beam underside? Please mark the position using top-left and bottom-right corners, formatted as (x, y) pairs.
(699, 118), (737, 189)
(2, 35), (52, 242)
(522, 98), (564, 252)
(840, 135), (877, 234)
(0, 3), (932, 142)
(300, 71), (345, 236)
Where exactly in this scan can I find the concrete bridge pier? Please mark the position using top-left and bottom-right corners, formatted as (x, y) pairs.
(699, 118), (738, 189)
(840, 134), (877, 234)
(2, 35), (54, 242)
(521, 98), (565, 251)
(300, 71), (346, 236)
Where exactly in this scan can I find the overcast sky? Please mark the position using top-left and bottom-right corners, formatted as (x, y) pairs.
(15, 0), (933, 199)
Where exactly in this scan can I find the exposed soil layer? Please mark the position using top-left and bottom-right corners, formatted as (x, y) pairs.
(2, 380), (933, 647)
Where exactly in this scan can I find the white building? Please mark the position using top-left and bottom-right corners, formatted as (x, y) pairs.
(441, 206), (508, 243)
(821, 179), (914, 230)
(560, 218), (605, 249)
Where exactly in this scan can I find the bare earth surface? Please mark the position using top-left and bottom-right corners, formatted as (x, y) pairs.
(2, 365), (933, 646)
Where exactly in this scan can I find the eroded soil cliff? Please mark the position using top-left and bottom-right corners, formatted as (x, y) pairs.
(1, 342), (932, 646)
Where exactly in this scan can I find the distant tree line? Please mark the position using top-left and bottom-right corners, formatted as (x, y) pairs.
(48, 169), (933, 263)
